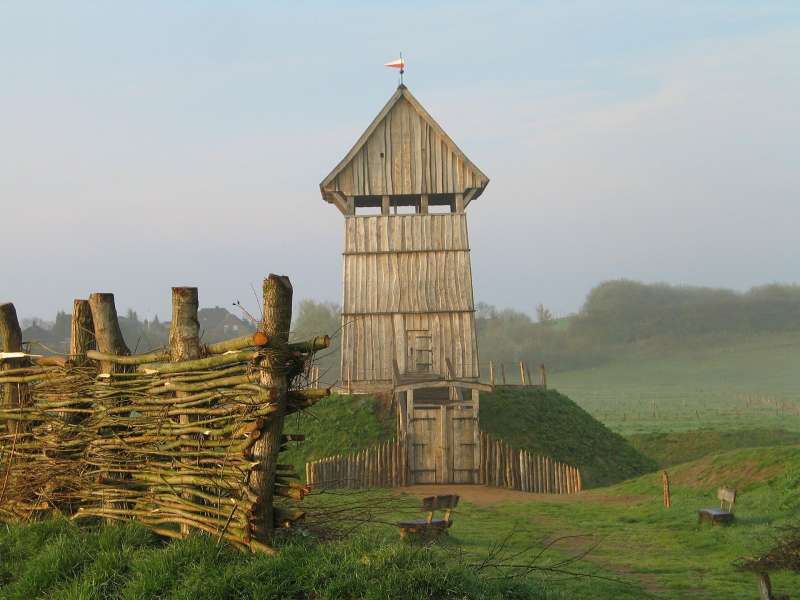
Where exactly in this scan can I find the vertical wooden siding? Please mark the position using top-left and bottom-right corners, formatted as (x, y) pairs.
(341, 213), (478, 382)
(330, 96), (486, 197)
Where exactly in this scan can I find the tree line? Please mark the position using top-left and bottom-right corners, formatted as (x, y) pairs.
(20, 280), (800, 377)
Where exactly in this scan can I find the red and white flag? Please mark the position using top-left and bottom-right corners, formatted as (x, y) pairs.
(384, 57), (405, 70)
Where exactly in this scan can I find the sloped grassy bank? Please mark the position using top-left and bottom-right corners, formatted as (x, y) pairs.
(281, 388), (655, 488)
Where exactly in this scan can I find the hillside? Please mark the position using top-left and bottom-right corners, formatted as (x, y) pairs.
(552, 331), (800, 436)
(283, 388), (656, 488)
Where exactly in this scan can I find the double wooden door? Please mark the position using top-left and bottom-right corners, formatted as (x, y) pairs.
(408, 392), (479, 484)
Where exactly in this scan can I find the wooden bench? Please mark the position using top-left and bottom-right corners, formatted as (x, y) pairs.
(397, 495), (459, 539)
(698, 487), (736, 525)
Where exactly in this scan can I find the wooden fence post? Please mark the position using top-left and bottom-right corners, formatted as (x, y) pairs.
(488, 361), (494, 385)
(519, 361), (526, 385)
(0, 303), (30, 436)
(662, 471), (671, 508)
(88, 293), (130, 374)
(501, 363), (506, 385)
(69, 299), (95, 365)
(249, 274), (292, 547)
(169, 287), (202, 535)
(539, 364), (547, 389)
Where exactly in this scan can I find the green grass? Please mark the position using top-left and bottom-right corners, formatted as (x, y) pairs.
(284, 388), (656, 489)
(447, 445), (800, 599)
(479, 387), (656, 487)
(0, 519), (551, 600)
(551, 331), (800, 436)
(628, 428), (800, 468)
(3, 445), (799, 599)
(280, 393), (395, 473)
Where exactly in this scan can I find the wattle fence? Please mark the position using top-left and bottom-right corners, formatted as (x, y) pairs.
(305, 433), (582, 494)
(1, 277), (330, 553)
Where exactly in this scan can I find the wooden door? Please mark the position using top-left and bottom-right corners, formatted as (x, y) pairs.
(407, 389), (479, 484)
(406, 329), (433, 373)
(448, 403), (478, 483)
(409, 405), (439, 483)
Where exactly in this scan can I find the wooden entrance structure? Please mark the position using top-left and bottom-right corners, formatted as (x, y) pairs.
(394, 361), (492, 484)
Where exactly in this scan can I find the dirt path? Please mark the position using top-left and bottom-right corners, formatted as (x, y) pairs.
(395, 484), (646, 506)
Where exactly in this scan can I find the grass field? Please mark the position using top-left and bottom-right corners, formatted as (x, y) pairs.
(3, 444), (798, 599)
(550, 331), (800, 436)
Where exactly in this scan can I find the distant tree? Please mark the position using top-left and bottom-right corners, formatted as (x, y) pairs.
(291, 300), (341, 385)
(536, 304), (554, 324)
(53, 310), (71, 340)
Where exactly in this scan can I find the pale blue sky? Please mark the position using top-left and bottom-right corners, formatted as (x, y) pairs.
(2, 2), (799, 320)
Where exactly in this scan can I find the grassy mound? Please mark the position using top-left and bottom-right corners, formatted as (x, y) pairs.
(628, 428), (800, 468)
(479, 388), (657, 487)
(280, 393), (394, 473)
(282, 389), (654, 488)
(0, 519), (551, 600)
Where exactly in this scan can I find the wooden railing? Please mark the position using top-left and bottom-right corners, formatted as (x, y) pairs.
(480, 433), (581, 494)
(481, 361), (547, 388)
(306, 439), (407, 489)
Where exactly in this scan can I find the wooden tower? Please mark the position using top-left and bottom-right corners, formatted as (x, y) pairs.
(320, 84), (489, 393)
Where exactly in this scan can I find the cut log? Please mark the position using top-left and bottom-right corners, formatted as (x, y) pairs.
(248, 274), (292, 547)
(88, 293), (130, 374)
(205, 332), (269, 355)
(169, 287), (202, 537)
(0, 303), (30, 435)
(70, 299), (95, 365)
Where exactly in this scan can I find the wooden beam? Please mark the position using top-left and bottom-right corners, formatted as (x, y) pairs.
(420, 194), (429, 214)
(394, 379), (493, 393)
(454, 193), (464, 213)
(381, 195), (390, 216)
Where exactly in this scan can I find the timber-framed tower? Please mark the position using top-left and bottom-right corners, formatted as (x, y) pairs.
(320, 84), (489, 393)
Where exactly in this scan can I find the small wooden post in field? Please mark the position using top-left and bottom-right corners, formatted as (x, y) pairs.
(501, 363), (506, 385)
(519, 360), (526, 385)
(662, 471), (671, 508)
(488, 361), (494, 385)
(539, 364), (547, 389)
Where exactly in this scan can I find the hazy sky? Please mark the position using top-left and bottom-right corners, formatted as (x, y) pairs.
(2, 2), (799, 321)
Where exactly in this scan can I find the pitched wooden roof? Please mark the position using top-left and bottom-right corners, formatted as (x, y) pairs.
(320, 85), (489, 203)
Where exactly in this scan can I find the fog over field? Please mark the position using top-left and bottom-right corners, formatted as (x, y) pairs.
(1, 2), (799, 321)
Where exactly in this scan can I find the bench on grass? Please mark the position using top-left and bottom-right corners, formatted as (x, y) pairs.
(698, 487), (736, 525)
(397, 494), (459, 539)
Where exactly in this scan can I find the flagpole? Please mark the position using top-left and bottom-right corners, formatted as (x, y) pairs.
(399, 51), (404, 85)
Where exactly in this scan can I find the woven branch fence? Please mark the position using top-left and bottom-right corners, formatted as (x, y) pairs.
(306, 433), (582, 494)
(0, 277), (330, 553)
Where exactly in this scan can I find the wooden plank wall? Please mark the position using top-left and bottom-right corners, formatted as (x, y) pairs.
(330, 96), (486, 197)
(341, 213), (478, 382)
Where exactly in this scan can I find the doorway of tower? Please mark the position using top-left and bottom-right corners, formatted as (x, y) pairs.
(405, 388), (480, 484)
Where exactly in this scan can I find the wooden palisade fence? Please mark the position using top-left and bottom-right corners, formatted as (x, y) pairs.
(305, 440), (408, 489)
(480, 433), (581, 494)
(306, 433), (581, 495)
(0, 275), (330, 553)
